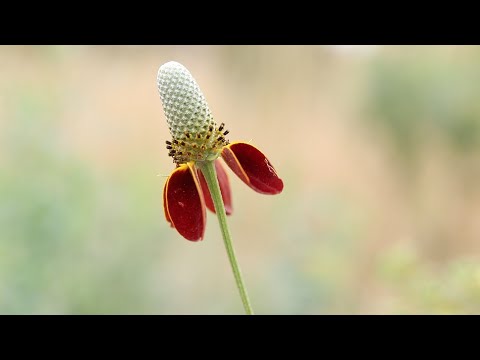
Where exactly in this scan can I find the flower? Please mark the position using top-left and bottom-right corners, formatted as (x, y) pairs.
(158, 61), (283, 241)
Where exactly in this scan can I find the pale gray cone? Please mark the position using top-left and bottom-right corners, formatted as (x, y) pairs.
(157, 61), (216, 141)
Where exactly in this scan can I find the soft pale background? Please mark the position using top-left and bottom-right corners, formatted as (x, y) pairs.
(1, 45), (480, 314)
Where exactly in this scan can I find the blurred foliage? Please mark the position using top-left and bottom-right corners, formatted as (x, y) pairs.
(367, 47), (480, 164)
(377, 244), (480, 314)
(0, 86), (168, 313)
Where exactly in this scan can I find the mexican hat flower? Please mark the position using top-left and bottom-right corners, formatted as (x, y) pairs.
(157, 61), (283, 241)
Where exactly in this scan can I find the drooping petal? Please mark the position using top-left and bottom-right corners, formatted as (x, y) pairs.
(164, 163), (206, 241)
(198, 159), (233, 215)
(214, 160), (233, 214)
(221, 142), (284, 195)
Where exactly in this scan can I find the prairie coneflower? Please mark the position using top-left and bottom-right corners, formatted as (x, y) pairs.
(157, 61), (283, 314)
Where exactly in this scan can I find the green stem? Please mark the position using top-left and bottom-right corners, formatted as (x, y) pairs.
(198, 160), (254, 315)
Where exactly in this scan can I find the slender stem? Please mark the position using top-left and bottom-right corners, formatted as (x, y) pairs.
(198, 160), (254, 315)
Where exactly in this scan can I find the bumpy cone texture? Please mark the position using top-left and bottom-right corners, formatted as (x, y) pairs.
(157, 61), (217, 142)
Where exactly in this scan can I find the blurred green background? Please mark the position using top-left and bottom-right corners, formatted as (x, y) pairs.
(1, 45), (480, 314)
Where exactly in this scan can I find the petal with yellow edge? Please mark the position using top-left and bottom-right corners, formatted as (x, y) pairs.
(163, 180), (173, 227)
(198, 159), (233, 215)
(221, 142), (284, 195)
(164, 163), (206, 241)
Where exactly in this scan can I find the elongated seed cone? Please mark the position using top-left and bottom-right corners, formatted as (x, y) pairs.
(157, 61), (229, 164)
(157, 61), (216, 142)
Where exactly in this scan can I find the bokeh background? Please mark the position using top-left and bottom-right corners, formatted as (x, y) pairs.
(1, 45), (480, 314)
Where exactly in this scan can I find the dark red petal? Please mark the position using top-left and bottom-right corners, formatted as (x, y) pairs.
(221, 142), (284, 195)
(163, 179), (173, 227)
(165, 163), (206, 241)
(215, 160), (233, 215)
(197, 160), (233, 215)
(197, 170), (214, 214)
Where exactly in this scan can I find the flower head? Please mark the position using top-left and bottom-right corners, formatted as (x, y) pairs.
(157, 61), (227, 164)
(158, 61), (283, 241)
